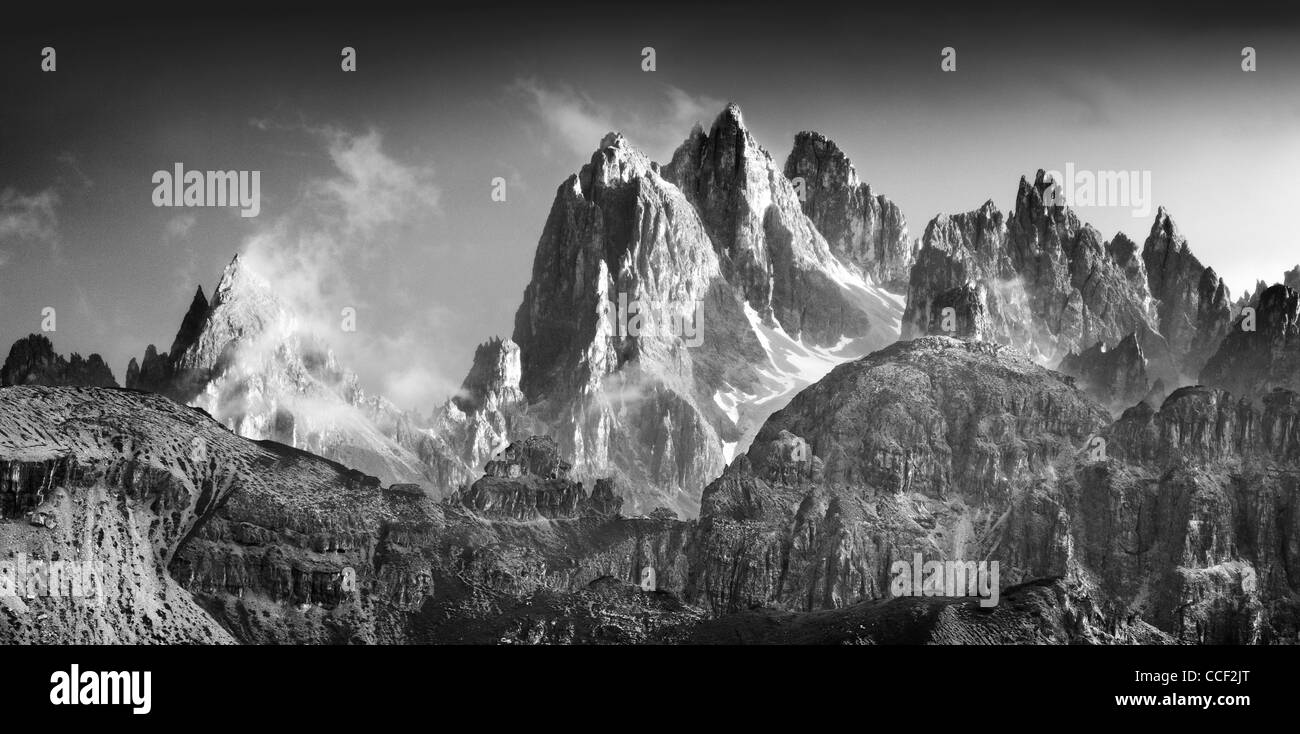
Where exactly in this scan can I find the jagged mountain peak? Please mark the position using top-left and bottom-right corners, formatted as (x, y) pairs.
(211, 253), (277, 307)
(454, 336), (523, 414)
(782, 129), (911, 288)
(691, 100), (769, 177)
(1, 333), (118, 388)
(1014, 170), (1052, 206)
(494, 103), (909, 514)
(1108, 230), (1139, 256)
(578, 131), (657, 198)
(785, 128), (857, 185)
(179, 254), (296, 366)
(1012, 170), (1082, 233)
(907, 175), (1179, 386)
(717, 101), (746, 128)
(1149, 206), (1184, 247)
(116, 251), (453, 491)
(168, 285), (211, 359)
(1201, 282), (1300, 400)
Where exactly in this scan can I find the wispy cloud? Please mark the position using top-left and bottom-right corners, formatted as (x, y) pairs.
(511, 78), (724, 163)
(308, 128), (441, 236)
(56, 152), (94, 189)
(0, 187), (62, 261)
(162, 213), (196, 245)
(511, 79), (615, 159)
(238, 123), (449, 410)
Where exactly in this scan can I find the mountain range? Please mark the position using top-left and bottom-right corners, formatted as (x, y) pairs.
(4, 103), (1299, 644)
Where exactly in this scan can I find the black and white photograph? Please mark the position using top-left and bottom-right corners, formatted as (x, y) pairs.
(0, 0), (1293, 719)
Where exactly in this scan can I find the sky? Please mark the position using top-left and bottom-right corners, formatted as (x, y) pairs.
(2, 2), (1299, 411)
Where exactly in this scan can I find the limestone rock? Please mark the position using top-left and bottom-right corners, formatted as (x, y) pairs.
(1, 334), (117, 388)
(1057, 333), (1151, 413)
(1200, 283), (1300, 401)
(783, 130), (912, 290)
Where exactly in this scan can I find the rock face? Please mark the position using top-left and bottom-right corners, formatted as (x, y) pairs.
(1, 387), (239, 643)
(0, 385), (697, 644)
(164, 409), (700, 642)
(685, 578), (1171, 644)
(1142, 208), (1232, 381)
(905, 175), (1161, 372)
(447, 105), (904, 518)
(1057, 333), (1151, 413)
(453, 337), (524, 414)
(2, 334), (117, 388)
(427, 337), (535, 497)
(498, 129), (761, 517)
(683, 337), (1300, 643)
(662, 104), (894, 347)
(783, 131), (912, 290)
(114, 105), (904, 517)
(1102, 386), (1300, 642)
(7, 353), (1297, 643)
(125, 255), (470, 494)
(125, 286), (210, 397)
(912, 282), (995, 341)
(687, 337), (1108, 614)
(454, 436), (622, 521)
(902, 174), (1233, 400)
(1200, 283), (1300, 400)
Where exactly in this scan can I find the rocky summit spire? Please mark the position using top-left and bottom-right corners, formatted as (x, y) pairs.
(454, 337), (523, 413)
(467, 104), (906, 515)
(783, 130), (912, 290)
(1201, 283), (1300, 400)
(1057, 333), (1152, 413)
(1, 333), (117, 388)
(168, 285), (210, 361)
(505, 122), (757, 514)
(122, 251), (449, 492)
(1141, 207), (1231, 381)
(662, 103), (887, 347)
(905, 170), (1191, 401)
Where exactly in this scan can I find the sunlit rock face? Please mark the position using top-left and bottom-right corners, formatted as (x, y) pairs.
(783, 130), (912, 291)
(901, 175), (1234, 398)
(684, 337), (1300, 643)
(124, 254), (461, 493)
(462, 105), (904, 517)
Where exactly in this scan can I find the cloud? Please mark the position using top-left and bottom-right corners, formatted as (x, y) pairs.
(511, 78), (616, 160)
(383, 356), (461, 411)
(236, 124), (449, 411)
(511, 79), (724, 162)
(307, 128), (440, 236)
(162, 213), (196, 244)
(56, 152), (94, 189)
(663, 86), (725, 135)
(242, 126), (440, 311)
(0, 187), (61, 250)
